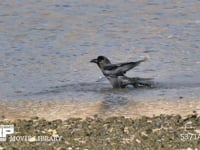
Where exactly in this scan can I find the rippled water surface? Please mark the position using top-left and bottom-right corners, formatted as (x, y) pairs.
(0, 0), (200, 119)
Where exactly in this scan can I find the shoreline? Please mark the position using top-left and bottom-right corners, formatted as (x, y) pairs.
(1, 98), (199, 148)
(1, 98), (200, 121)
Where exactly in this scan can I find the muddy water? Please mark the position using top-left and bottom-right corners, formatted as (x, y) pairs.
(0, 0), (200, 120)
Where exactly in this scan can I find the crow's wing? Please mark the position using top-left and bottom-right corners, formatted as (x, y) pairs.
(103, 58), (146, 76)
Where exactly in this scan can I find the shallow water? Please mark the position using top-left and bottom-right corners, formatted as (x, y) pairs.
(0, 0), (200, 119)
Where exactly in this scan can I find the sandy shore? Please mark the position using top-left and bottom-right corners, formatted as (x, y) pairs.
(1, 98), (200, 121)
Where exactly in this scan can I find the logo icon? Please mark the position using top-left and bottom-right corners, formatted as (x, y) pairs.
(0, 125), (14, 141)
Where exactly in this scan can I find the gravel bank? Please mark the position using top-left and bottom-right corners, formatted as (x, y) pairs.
(0, 113), (200, 149)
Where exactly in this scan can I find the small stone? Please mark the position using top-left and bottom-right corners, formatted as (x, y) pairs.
(193, 110), (197, 114)
(147, 120), (152, 123)
(30, 116), (39, 120)
(136, 139), (141, 143)
(58, 148), (66, 150)
(52, 129), (57, 135)
(124, 127), (129, 134)
(195, 129), (200, 134)
(146, 128), (153, 134)
(48, 129), (53, 133)
(0, 147), (4, 150)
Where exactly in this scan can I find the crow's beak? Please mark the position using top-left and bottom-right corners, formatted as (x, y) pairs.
(90, 59), (98, 63)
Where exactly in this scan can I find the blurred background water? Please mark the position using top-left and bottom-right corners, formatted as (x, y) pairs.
(0, 0), (200, 119)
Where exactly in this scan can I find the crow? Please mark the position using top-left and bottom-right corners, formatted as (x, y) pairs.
(90, 56), (152, 88)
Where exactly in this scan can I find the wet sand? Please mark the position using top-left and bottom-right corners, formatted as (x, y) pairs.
(1, 97), (200, 121)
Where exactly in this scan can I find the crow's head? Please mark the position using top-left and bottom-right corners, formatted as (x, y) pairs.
(90, 56), (111, 68)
